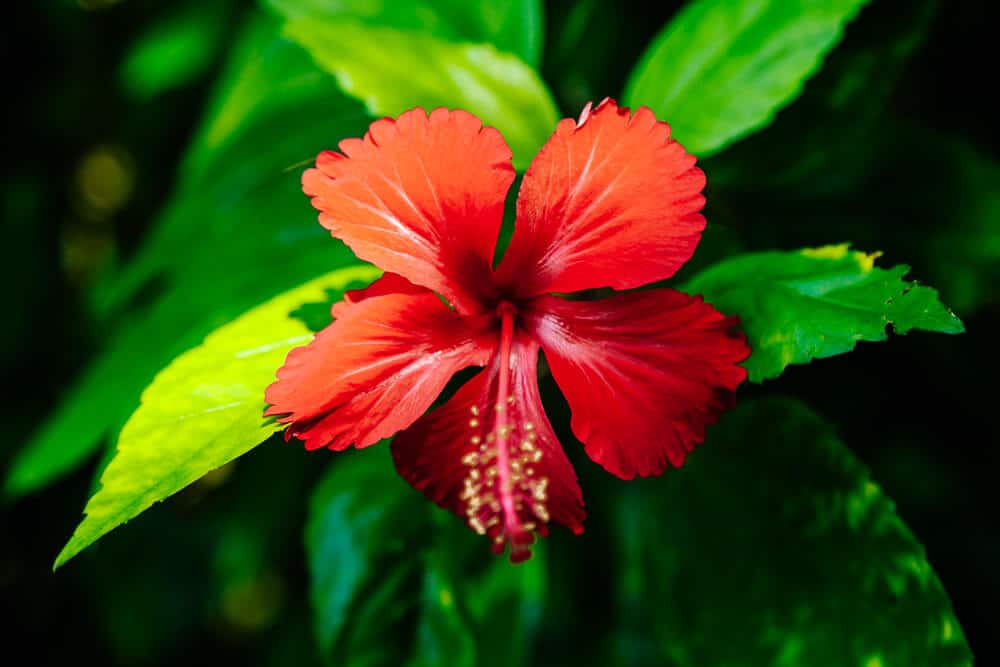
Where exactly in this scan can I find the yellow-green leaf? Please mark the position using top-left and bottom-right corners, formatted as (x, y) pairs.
(54, 265), (379, 569)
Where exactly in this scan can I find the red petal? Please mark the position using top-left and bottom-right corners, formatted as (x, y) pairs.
(265, 286), (493, 451)
(391, 336), (585, 561)
(329, 272), (423, 319)
(524, 289), (749, 479)
(302, 108), (514, 314)
(496, 99), (706, 298)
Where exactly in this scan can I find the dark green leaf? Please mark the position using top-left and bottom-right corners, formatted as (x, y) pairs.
(408, 562), (476, 667)
(307, 452), (547, 666)
(53, 265), (378, 568)
(614, 397), (972, 666)
(624, 0), (870, 156)
(703, 0), (937, 196)
(683, 244), (963, 382)
(95, 12), (372, 318)
(5, 15), (372, 497)
(307, 447), (430, 665)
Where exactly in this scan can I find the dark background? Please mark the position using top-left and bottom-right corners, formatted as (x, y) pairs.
(2, 0), (996, 664)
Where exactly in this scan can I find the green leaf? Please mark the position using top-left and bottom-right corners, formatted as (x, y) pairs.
(624, 0), (871, 156)
(306, 447), (431, 665)
(284, 18), (559, 170)
(263, 0), (544, 66)
(118, 3), (228, 100)
(52, 264), (379, 569)
(683, 244), (964, 382)
(408, 562), (477, 667)
(94, 12), (373, 318)
(702, 0), (938, 196)
(614, 397), (972, 666)
(4, 16), (373, 498)
(307, 449), (546, 666)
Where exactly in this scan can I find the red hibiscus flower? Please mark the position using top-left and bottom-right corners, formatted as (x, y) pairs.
(265, 99), (749, 562)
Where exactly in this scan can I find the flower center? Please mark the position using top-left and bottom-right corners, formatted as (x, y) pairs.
(458, 301), (550, 562)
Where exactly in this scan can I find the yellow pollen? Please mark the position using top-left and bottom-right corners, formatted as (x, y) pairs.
(507, 396), (515, 405)
(470, 406), (480, 416)
(461, 452), (479, 466)
(524, 422), (534, 431)
(469, 418), (480, 428)
(495, 403), (505, 413)
(470, 435), (482, 445)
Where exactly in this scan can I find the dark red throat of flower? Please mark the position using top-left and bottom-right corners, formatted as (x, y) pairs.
(460, 303), (549, 563)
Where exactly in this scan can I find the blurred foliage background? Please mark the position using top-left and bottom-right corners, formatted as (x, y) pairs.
(1, 0), (996, 665)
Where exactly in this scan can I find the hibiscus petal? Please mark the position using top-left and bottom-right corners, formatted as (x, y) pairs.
(524, 290), (749, 479)
(303, 107), (515, 314)
(391, 337), (585, 561)
(496, 98), (706, 298)
(329, 272), (422, 319)
(265, 286), (493, 451)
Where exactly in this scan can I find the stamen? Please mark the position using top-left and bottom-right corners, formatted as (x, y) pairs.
(456, 303), (553, 562)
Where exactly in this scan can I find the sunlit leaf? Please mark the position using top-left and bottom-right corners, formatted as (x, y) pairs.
(284, 18), (559, 169)
(53, 265), (379, 569)
(263, 0), (544, 66)
(684, 244), (964, 382)
(624, 0), (871, 156)
(614, 397), (972, 666)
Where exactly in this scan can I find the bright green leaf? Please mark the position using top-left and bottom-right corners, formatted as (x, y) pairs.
(53, 264), (379, 569)
(263, 0), (544, 66)
(624, 0), (871, 156)
(119, 3), (228, 100)
(284, 18), (559, 169)
(614, 397), (972, 666)
(683, 244), (963, 382)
